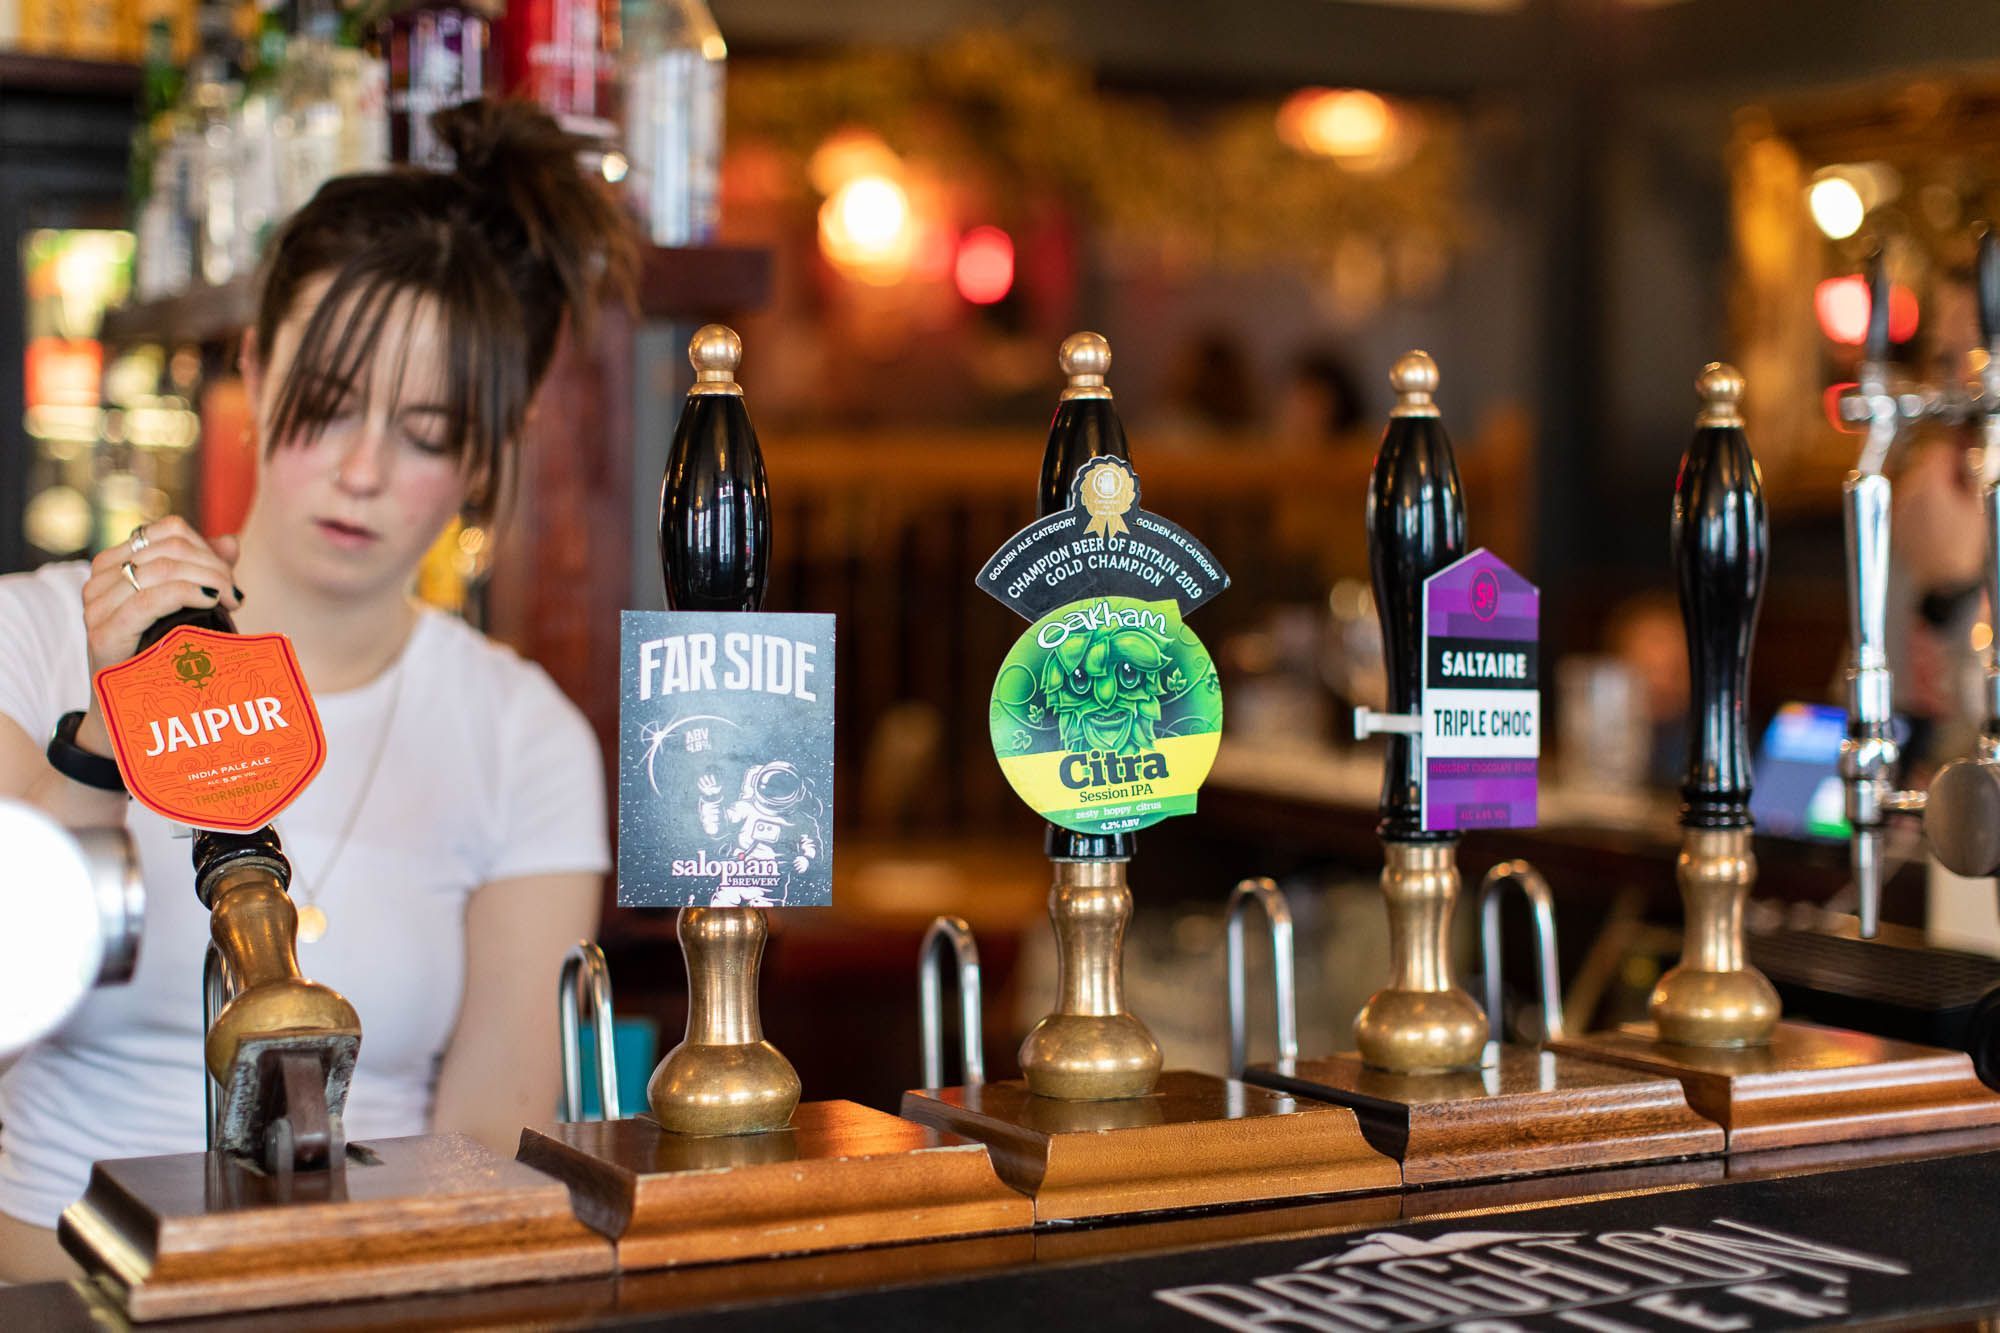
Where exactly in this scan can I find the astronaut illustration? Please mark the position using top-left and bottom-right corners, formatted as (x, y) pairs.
(696, 760), (821, 907)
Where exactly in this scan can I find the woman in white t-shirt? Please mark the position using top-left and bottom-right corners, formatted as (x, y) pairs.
(0, 100), (637, 1280)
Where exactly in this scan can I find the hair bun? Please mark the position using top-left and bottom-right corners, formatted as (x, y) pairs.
(429, 98), (638, 342)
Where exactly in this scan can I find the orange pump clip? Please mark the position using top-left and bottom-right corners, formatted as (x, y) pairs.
(93, 626), (326, 832)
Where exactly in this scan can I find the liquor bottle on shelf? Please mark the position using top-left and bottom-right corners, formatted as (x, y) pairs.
(334, 2), (390, 175)
(234, 0), (287, 261)
(620, 0), (724, 246)
(133, 15), (193, 301)
(273, 0), (341, 214)
(378, 0), (495, 169)
(495, 0), (620, 145)
(185, 0), (246, 288)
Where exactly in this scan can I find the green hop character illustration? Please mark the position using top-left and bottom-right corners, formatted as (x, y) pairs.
(1039, 623), (1167, 756)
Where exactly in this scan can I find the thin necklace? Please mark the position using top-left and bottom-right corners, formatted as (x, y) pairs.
(286, 629), (412, 945)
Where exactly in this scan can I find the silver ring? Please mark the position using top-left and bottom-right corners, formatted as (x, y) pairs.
(127, 524), (150, 554)
(121, 561), (141, 594)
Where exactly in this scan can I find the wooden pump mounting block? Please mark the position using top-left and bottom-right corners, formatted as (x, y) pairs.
(517, 1099), (1032, 1269)
(59, 1133), (612, 1323)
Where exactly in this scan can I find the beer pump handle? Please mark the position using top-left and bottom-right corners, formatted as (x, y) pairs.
(1041, 332), (1134, 861)
(646, 326), (801, 1136)
(1674, 365), (1767, 830)
(1038, 332), (1129, 518)
(1840, 469), (1895, 938)
(133, 604), (285, 895)
(1848, 244), (1907, 477)
(137, 602), (235, 652)
(1646, 369), (1782, 1047)
(1365, 351), (1466, 841)
(129, 595), (357, 1171)
(1840, 466), (1888, 932)
(1864, 245), (1894, 374)
(660, 324), (770, 614)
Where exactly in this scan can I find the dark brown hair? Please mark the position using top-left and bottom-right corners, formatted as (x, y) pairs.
(253, 99), (639, 521)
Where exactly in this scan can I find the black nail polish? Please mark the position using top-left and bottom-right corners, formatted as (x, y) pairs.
(200, 586), (220, 598)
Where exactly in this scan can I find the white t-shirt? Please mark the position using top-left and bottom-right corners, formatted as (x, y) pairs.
(0, 562), (609, 1227)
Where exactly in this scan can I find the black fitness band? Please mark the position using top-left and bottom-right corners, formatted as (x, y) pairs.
(46, 710), (127, 793)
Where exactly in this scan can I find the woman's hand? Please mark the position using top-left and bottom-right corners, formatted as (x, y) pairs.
(81, 517), (243, 677)
(73, 518), (244, 756)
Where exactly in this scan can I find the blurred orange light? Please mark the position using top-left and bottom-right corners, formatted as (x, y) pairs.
(954, 226), (1014, 305)
(818, 174), (915, 283)
(24, 337), (102, 407)
(1277, 88), (1409, 171)
(1815, 275), (1919, 346)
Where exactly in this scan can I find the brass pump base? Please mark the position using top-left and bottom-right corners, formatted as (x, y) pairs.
(61, 1134), (610, 1322)
(1551, 831), (2000, 1148)
(1353, 841), (1485, 1074)
(647, 907), (801, 1137)
(1649, 828), (1779, 1048)
(203, 866), (359, 1080)
(1018, 858), (1162, 1101)
(1548, 1023), (2000, 1152)
(204, 859), (360, 1165)
(520, 1099), (1031, 1269)
(900, 1069), (1400, 1222)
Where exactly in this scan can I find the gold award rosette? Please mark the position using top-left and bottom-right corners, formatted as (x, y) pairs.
(1080, 459), (1135, 539)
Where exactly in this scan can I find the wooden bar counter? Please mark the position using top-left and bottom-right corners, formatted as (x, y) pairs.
(18, 1125), (2000, 1330)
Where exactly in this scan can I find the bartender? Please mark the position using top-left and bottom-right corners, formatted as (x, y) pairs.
(0, 100), (636, 1281)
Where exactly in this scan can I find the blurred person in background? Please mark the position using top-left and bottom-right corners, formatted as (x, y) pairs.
(1889, 435), (1987, 776)
(0, 101), (636, 1282)
(1149, 326), (1259, 444)
(1606, 590), (1690, 791)
(1275, 347), (1364, 450)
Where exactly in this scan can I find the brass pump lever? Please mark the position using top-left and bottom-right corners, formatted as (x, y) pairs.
(141, 604), (360, 1172)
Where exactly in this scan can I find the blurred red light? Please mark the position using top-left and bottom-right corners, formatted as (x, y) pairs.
(1816, 275), (1920, 346)
(954, 226), (1014, 305)
(1889, 284), (1919, 341)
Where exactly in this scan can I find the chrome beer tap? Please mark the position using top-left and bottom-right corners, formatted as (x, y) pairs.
(1836, 248), (1951, 936)
(1972, 229), (2000, 761)
(1922, 231), (2000, 878)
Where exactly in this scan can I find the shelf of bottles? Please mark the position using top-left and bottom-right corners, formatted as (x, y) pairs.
(18, 229), (205, 564)
(23, 0), (757, 620)
(125, 0), (735, 302)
